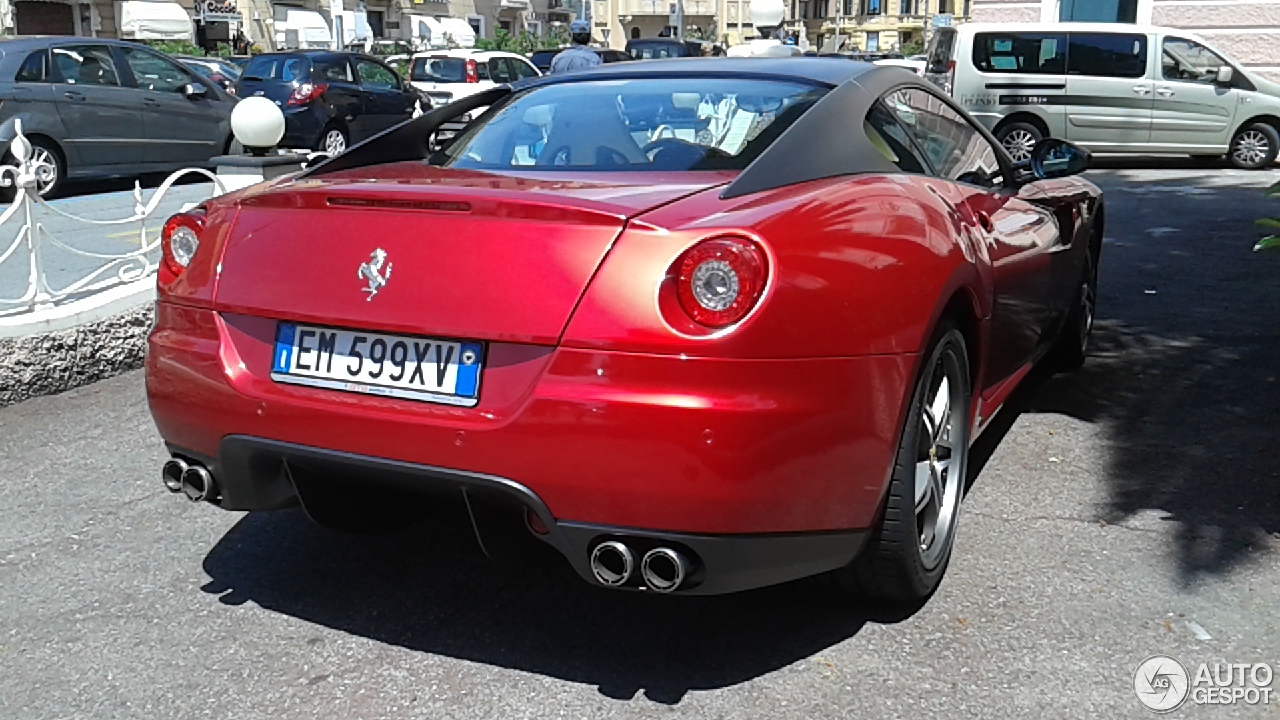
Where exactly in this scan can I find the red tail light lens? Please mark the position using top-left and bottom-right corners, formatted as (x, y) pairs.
(161, 210), (205, 277)
(287, 82), (327, 106)
(674, 237), (767, 328)
(465, 59), (479, 83)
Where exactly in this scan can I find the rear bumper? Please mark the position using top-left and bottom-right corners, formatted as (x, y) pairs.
(147, 302), (913, 586)
(281, 105), (328, 149)
(171, 435), (868, 595)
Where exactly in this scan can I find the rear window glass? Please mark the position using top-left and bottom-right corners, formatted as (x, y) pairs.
(15, 50), (46, 83)
(438, 78), (825, 172)
(241, 54), (312, 81)
(410, 56), (489, 82)
(926, 28), (956, 73)
(626, 42), (691, 59)
(972, 32), (1066, 74)
(1067, 33), (1147, 78)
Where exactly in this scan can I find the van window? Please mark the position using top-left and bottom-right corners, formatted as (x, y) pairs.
(972, 32), (1066, 74)
(1067, 33), (1147, 78)
(1162, 37), (1229, 84)
(926, 27), (956, 73)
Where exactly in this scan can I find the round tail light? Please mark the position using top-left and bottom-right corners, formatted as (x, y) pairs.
(674, 237), (768, 328)
(161, 210), (205, 277)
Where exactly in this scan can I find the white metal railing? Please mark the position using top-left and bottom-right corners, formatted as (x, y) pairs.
(0, 119), (226, 317)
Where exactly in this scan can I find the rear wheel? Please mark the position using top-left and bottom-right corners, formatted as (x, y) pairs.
(317, 124), (348, 155)
(839, 322), (971, 601)
(995, 122), (1042, 163)
(1228, 122), (1279, 169)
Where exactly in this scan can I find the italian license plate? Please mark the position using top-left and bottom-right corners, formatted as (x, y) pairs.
(270, 323), (483, 406)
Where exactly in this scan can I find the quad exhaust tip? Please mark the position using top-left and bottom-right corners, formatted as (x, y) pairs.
(589, 540), (634, 586)
(161, 459), (187, 493)
(180, 464), (217, 503)
(641, 547), (689, 593)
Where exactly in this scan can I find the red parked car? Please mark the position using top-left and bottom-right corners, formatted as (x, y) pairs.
(148, 60), (1103, 601)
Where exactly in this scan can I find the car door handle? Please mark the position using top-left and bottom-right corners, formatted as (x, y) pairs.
(63, 91), (85, 102)
(1132, 85), (1151, 95)
(143, 97), (160, 106)
(1156, 87), (1175, 97)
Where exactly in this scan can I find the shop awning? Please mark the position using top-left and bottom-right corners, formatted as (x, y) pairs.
(280, 8), (332, 48)
(117, 1), (193, 40)
(438, 17), (475, 48)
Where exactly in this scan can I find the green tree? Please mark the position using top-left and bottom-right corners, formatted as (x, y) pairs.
(1256, 181), (1280, 250)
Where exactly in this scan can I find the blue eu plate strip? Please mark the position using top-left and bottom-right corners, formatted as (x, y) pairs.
(273, 323), (296, 373)
(454, 342), (483, 398)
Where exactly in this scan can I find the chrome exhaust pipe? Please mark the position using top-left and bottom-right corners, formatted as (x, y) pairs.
(180, 465), (216, 503)
(161, 458), (188, 493)
(589, 540), (635, 587)
(641, 547), (690, 593)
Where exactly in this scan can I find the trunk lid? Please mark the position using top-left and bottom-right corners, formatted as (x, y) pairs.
(213, 164), (733, 345)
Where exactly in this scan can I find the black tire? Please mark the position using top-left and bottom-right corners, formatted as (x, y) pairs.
(1228, 122), (1279, 170)
(316, 123), (348, 155)
(995, 121), (1043, 163)
(839, 321), (972, 601)
(1049, 243), (1099, 372)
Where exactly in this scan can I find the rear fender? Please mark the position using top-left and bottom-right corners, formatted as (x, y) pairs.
(563, 175), (983, 359)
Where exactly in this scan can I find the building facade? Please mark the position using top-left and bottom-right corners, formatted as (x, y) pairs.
(785, 0), (969, 53)
(970, 0), (1280, 80)
(593, 0), (756, 48)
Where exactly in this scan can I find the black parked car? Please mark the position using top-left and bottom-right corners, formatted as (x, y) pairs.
(234, 51), (426, 154)
(625, 38), (704, 60)
(528, 47), (631, 74)
(0, 36), (236, 197)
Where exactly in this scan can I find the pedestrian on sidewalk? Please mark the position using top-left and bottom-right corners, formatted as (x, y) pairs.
(549, 20), (602, 74)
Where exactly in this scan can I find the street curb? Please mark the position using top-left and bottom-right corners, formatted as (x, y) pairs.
(0, 303), (153, 408)
(0, 279), (156, 338)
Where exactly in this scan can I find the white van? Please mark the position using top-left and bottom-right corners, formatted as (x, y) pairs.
(924, 22), (1280, 169)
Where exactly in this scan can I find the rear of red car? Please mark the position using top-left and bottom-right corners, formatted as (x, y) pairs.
(147, 73), (920, 595)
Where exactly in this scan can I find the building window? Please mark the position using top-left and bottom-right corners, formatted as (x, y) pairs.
(801, 0), (809, 18)
(467, 14), (484, 37)
(858, 0), (881, 14)
(1059, 0), (1137, 22)
(937, 0), (952, 13)
(631, 26), (640, 38)
(842, 0), (853, 16)
(866, 30), (879, 50)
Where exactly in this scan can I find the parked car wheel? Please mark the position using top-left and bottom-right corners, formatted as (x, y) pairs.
(839, 322), (971, 601)
(995, 122), (1042, 163)
(1049, 241), (1099, 371)
(318, 125), (348, 155)
(1228, 122), (1279, 170)
(27, 137), (65, 198)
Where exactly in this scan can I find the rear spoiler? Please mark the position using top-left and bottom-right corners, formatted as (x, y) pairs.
(301, 86), (511, 179)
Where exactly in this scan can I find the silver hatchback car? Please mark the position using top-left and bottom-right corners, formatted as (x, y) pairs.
(0, 36), (236, 196)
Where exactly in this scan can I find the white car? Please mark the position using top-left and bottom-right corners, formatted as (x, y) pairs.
(872, 57), (926, 76)
(407, 50), (540, 107)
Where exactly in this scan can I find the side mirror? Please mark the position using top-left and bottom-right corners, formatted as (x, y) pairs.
(1029, 138), (1090, 180)
(1215, 65), (1234, 85)
(182, 82), (208, 99)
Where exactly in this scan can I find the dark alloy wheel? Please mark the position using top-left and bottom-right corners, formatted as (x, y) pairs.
(1050, 243), (1099, 372)
(839, 321), (971, 601)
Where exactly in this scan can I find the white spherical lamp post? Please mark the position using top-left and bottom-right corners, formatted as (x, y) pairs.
(229, 96), (286, 157)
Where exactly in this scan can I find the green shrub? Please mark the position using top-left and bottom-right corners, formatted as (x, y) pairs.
(1255, 181), (1280, 251)
(146, 40), (203, 57)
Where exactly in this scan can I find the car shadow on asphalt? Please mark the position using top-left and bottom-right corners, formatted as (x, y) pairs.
(201, 504), (922, 702)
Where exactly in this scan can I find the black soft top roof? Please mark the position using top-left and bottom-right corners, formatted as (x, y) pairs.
(304, 61), (1009, 199)
(534, 57), (875, 88)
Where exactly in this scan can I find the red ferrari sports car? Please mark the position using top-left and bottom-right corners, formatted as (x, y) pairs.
(148, 59), (1103, 600)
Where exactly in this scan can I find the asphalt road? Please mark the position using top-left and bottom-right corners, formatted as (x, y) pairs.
(1, 162), (1278, 719)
